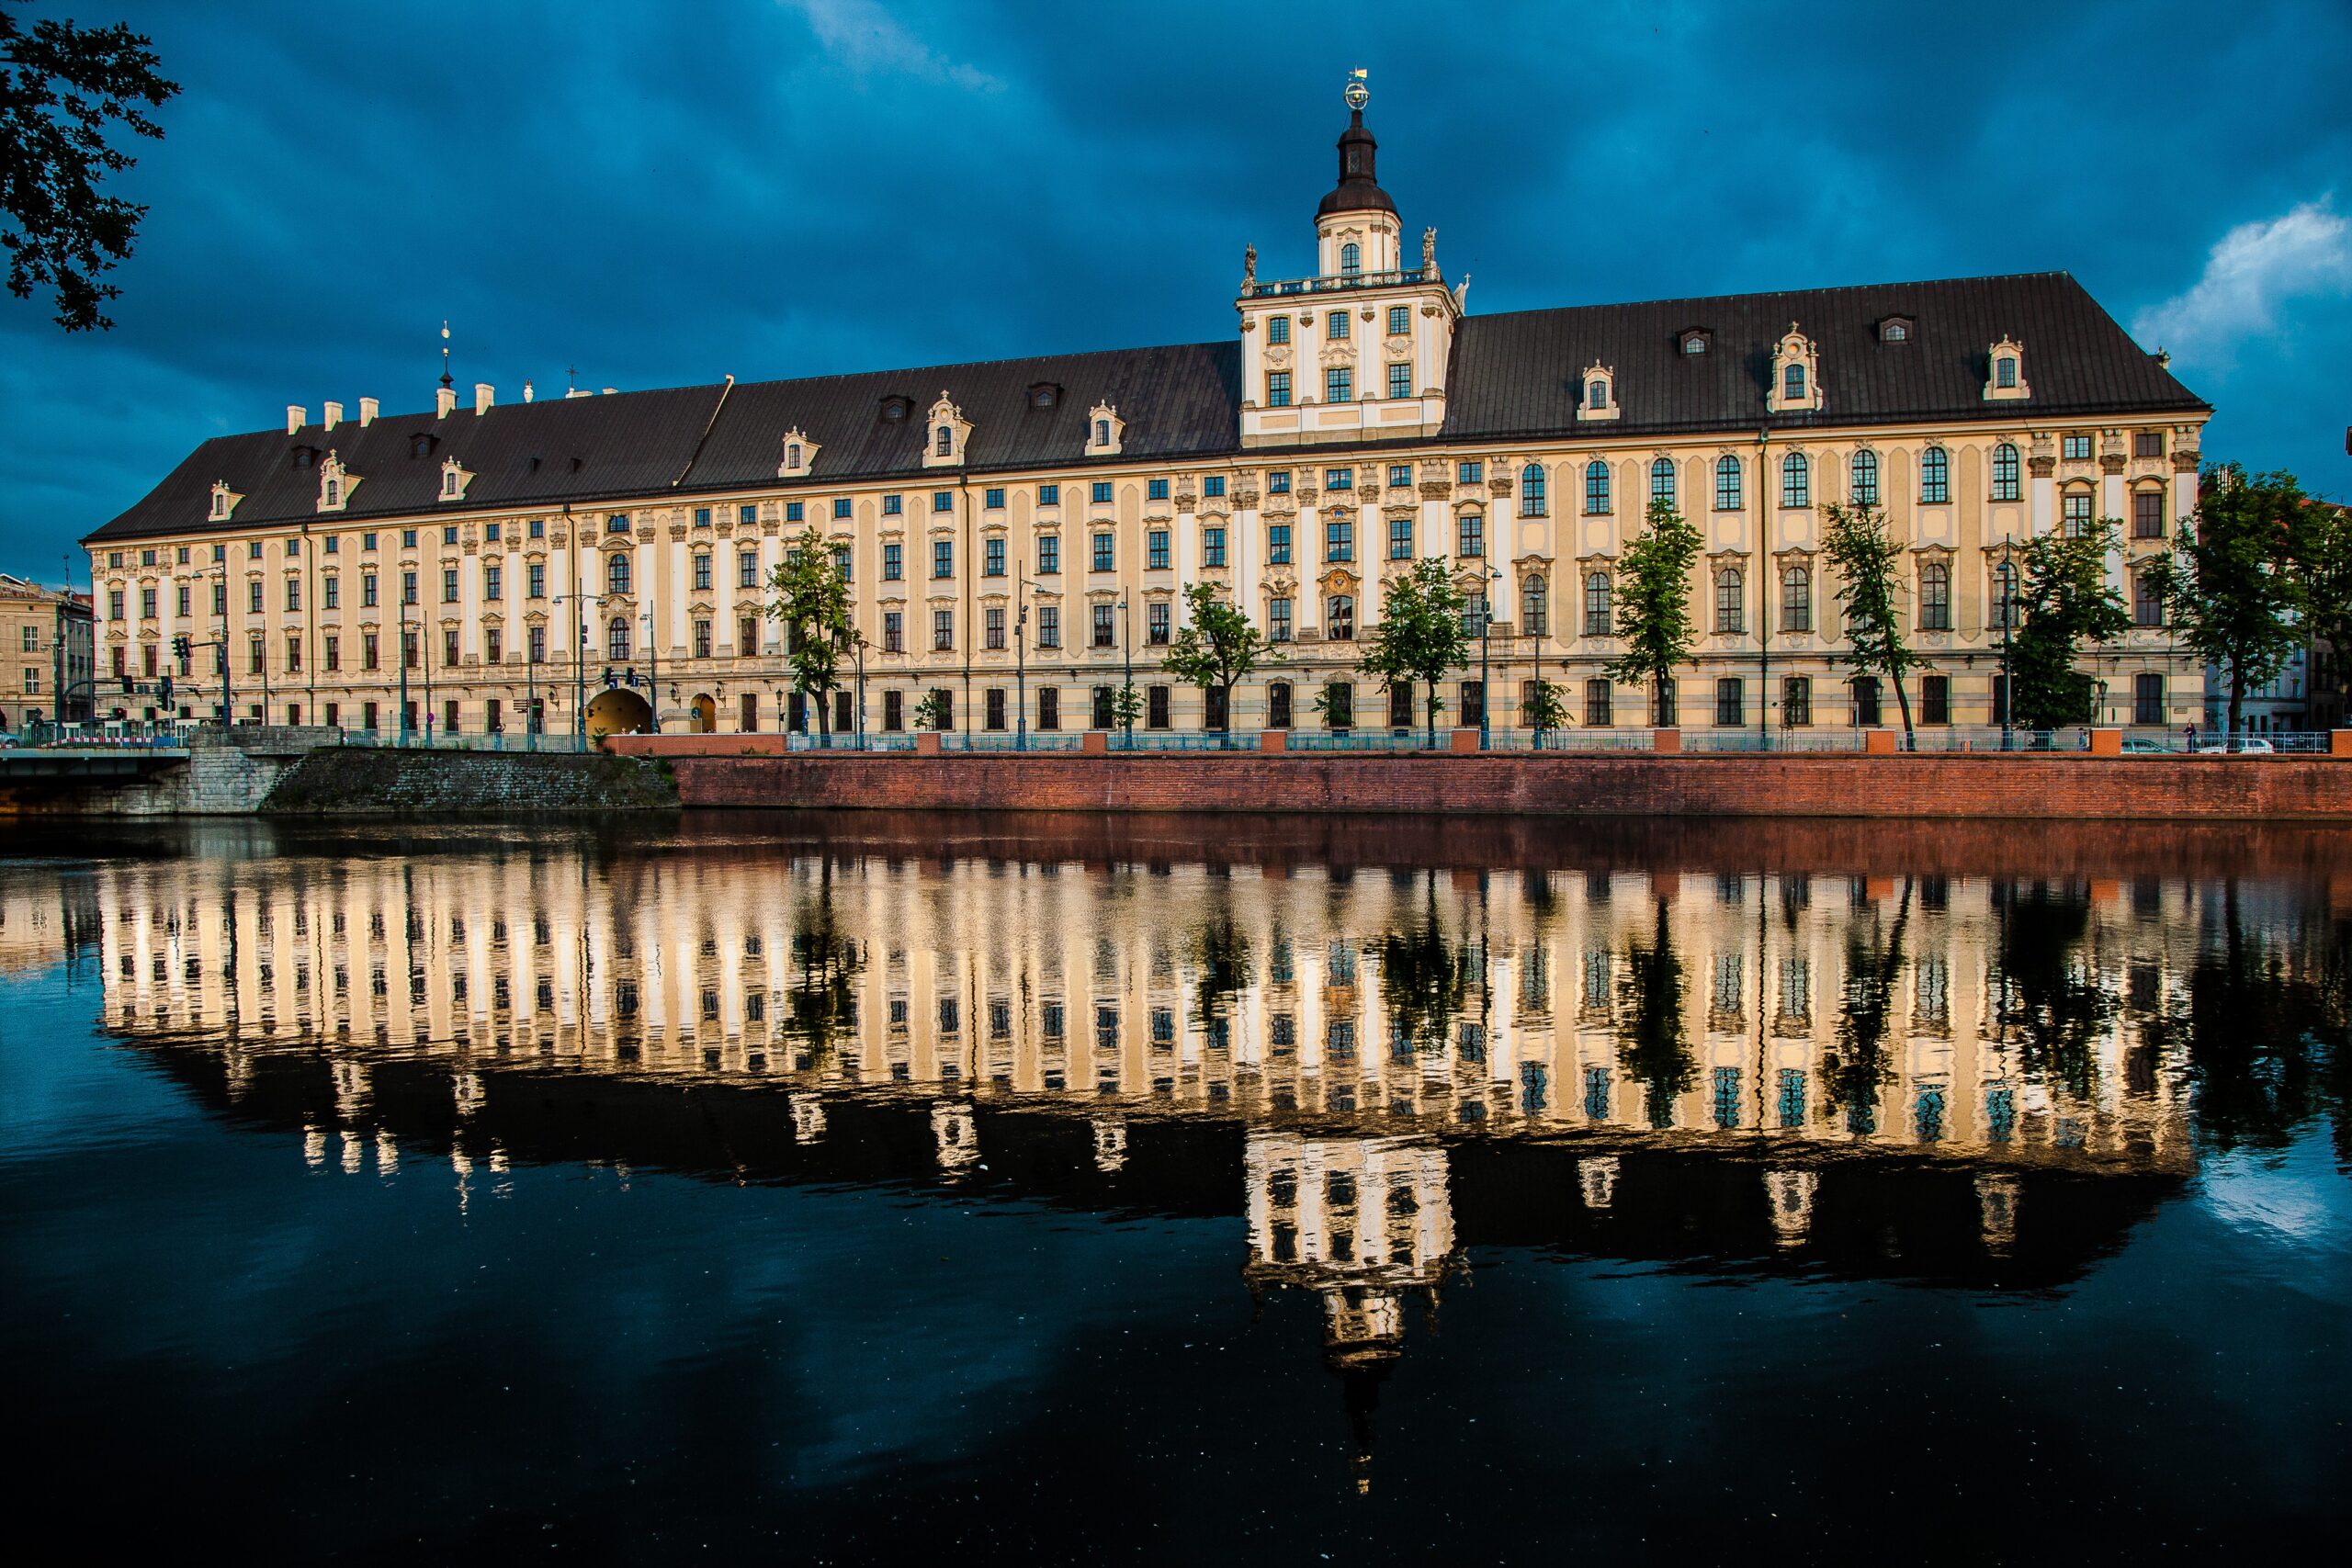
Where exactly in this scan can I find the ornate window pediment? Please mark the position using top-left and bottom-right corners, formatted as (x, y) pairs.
(1085, 401), (1125, 457)
(437, 456), (474, 502)
(777, 426), (820, 479)
(1984, 337), (2031, 401)
(317, 450), (358, 513)
(1767, 324), (1822, 413)
(1577, 361), (1620, 423)
(922, 393), (970, 468)
(208, 480), (241, 522)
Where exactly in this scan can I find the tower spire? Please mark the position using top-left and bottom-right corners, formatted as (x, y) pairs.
(438, 320), (453, 389)
(1319, 68), (1394, 220)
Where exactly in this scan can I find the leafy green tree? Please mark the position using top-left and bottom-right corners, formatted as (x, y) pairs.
(2, 6), (176, 331)
(1825, 881), (1911, 1133)
(1522, 675), (1571, 745)
(1106, 682), (1142, 737)
(1160, 581), (1277, 747)
(1991, 884), (2111, 1101)
(2145, 465), (2311, 748)
(1379, 877), (1471, 1055)
(2009, 521), (2132, 731)
(1357, 557), (1468, 745)
(2295, 501), (2352, 724)
(764, 525), (854, 742)
(912, 688), (954, 732)
(1604, 497), (1703, 728)
(1821, 502), (1920, 748)
(1310, 679), (1353, 731)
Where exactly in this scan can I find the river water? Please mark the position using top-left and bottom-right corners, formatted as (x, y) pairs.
(3, 812), (2346, 1561)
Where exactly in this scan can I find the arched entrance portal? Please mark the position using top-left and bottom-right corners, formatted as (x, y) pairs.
(690, 694), (718, 733)
(584, 687), (653, 741)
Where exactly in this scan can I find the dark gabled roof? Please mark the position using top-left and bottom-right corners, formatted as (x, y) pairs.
(1441, 271), (2206, 442)
(84, 270), (2205, 546)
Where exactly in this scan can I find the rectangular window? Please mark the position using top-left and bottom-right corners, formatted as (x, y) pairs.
(1147, 685), (1170, 728)
(363, 632), (379, 671)
(1387, 363), (1412, 400)
(984, 488), (1005, 510)
(1325, 517), (1353, 563)
(1388, 465), (1413, 490)
(1585, 679), (1613, 727)
(933, 491), (954, 513)
(1038, 483), (1060, 506)
(883, 543), (902, 581)
(1038, 686), (1059, 730)
(1091, 481), (1113, 504)
(785, 502), (803, 523)
(249, 581), (263, 614)
(527, 563), (545, 599)
(1092, 532), (1114, 571)
(833, 498), (853, 520)
(484, 564), (503, 601)
(1714, 677), (1744, 727)
(1203, 476), (1226, 498)
(883, 611), (903, 652)
(739, 615), (757, 653)
(1092, 604), (1114, 649)
(2062, 491), (2094, 538)
(1202, 527), (1227, 568)
(1268, 316), (1290, 344)
(2063, 434), (2093, 460)
(1458, 460), (1483, 484)
(985, 688), (1006, 730)
(738, 552), (759, 589)
(1389, 515), (1415, 560)
(1853, 675), (1883, 727)
(528, 626), (545, 664)
(984, 537), (1005, 577)
(1325, 367), (1352, 403)
(1783, 675), (1812, 726)
(1460, 680), (1485, 728)
(2134, 430), (2165, 458)
(141, 586), (158, 618)
(1387, 305), (1411, 336)
(1326, 595), (1354, 640)
(933, 540), (954, 580)
(694, 620), (711, 659)
(1328, 311), (1350, 341)
(1148, 603), (1170, 645)
(1919, 674), (1950, 726)
(1148, 479), (1169, 502)
(442, 567), (458, 604)
(883, 494), (903, 516)
(884, 689), (904, 730)
(1457, 513), (1483, 558)
(285, 635), (302, 673)
(1038, 535), (1059, 574)
(2134, 570), (2164, 627)
(1037, 606), (1059, 649)
(1326, 468), (1353, 491)
(986, 607), (1005, 650)
(2133, 671), (2165, 725)
(1268, 471), (1291, 494)
(1267, 524), (1291, 564)
(1269, 597), (1293, 642)
(932, 610), (954, 651)
(694, 507), (711, 529)
(2132, 490), (2165, 539)
(1148, 530), (1170, 570)
(740, 505), (757, 526)
(323, 577), (339, 610)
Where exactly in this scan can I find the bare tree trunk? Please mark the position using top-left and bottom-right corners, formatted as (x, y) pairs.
(815, 681), (831, 747)
(2228, 662), (2245, 752)
(1892, 671), (1917, 750)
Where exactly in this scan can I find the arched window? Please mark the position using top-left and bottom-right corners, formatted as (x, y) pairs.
(1850, 449), (1880, 505)
(1920, 446), (1951, 504)
(1340, 242), (1361, 276)
(1588, 379), (1608, 409)
(1991, 443), (2021, 502)
(323, 479), (340, 506)
(1919, 561), (1951, 630)
(1781, 453), (1810, 509)
(1715, 567), (1745, 634)
(1094, 419), (1109, 446)
(1650, 457), (1676, 504)
(607, 617), (631, 660)
(934, 425), (953, 457)
(607, 552), (631, 595)
(1521, 463), (1547, 516)
(1584, 460), (1611, 514)
(1996, 355), (2018, 389)
(1781, 564), (1811, 632)
(786, 442), (803, 469)
(1583, 571), (1613, 636)
(1522, 575), (1548, 637)
(1713, 455), (1743, 512)
(1783, 363), (1806, 400)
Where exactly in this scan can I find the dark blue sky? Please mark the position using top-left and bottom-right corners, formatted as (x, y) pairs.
(6, 0), (2349, 582)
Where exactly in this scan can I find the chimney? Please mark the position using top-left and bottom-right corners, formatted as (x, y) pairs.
(358, 397), (379, 426)
(435, 386), (457, 419)
(523, 380), (535, 403)
(602, 387), (617, 396)
(474, 382), (494, 415)
(565, 387), (591, 399)
(286, 405), (306, 434)
(323, 400), (343, 431)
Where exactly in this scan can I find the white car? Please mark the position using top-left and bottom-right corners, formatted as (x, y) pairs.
(2193, 736), (2274, 754)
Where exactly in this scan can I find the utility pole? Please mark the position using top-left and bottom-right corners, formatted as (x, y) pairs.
(1015, 575), (1029, 752)
(1121, 593), (1134, 746)
(1480, 564), (1499, 748)
(1998, 558), (2016, 750)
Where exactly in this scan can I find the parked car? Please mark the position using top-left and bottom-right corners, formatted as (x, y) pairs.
(2192, 736), (2274, 753)
(2120, 736), (2169, 753)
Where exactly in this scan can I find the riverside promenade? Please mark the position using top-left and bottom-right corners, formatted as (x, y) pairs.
(606, 728), (2352, 822)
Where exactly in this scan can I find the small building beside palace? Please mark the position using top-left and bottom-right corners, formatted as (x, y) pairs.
(81, 85), (2211, 741)
(0, 574), (95, 732)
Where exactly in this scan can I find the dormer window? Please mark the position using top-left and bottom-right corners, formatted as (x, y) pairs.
(1982, 336), (2030, 401)
(1085, 401), (1125, 457)
(316, 450), (357, 513)
(1767, 324), (1823, 413)
(879, 396), (911, 423)
(922, 391), (971, 468)
(1576, 361), (1621, 423)
(438, 456), (473, 502)
(409, 433), (435, 459)
(208, 480), (239, 522)
(292, 446), (315, 468)
(775, 426), (820, 479)
(1679, 329), (1710, 355)
(1027, 382), (1060, 410)
(1878, 315), (1914, 343)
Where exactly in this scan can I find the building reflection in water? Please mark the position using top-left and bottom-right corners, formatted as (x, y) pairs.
(47, 827), (2287, 1485)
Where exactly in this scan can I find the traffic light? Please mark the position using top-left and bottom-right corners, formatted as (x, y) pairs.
(158, 674), (173, 708)
(172, 636), (191, 659)
(120, 675), (136, 694)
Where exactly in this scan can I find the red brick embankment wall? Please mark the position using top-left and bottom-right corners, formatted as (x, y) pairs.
(602, 739), (2352, 821)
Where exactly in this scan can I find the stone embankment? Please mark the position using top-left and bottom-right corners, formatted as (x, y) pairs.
(258, 748), (677, 816)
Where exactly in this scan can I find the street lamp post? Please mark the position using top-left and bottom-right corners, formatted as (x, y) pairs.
(1997, 559), (2017, 750)
(1120, 594), (1134, 747)
(1015, 578), (1031, 752)
(397, 593), (410, 744)
(854, 633), (867, 749)
(1481, 564), (1500, 749)
(642, 610), (660, 735)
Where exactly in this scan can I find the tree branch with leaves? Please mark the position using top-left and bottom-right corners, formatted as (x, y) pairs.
(2146, 464), (2313, 748)
(2, 5), (177, 331)
(1160, 581), (1277, 747)
(1356, 557), (1467, 746)
(764, 525), (853, 741)
(2009, 520), (2132, 731)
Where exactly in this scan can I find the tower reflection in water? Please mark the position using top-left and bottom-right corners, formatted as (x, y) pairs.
(65, 821), (2244, 1483)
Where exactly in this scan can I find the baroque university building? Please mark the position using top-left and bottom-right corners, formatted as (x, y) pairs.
(85, 95), (2211, 739)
